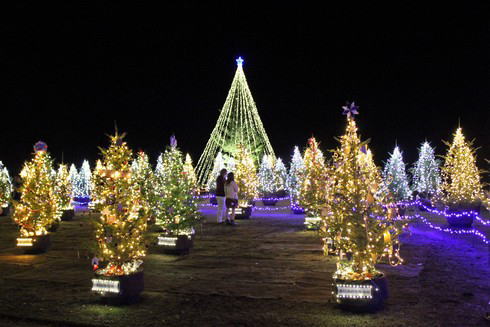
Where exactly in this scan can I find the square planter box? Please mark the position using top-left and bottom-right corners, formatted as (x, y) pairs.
(262, 198), (278, 206)
(233, 206), (253, 219)
(47, 220), (60, 232)
(333, 273), (388, 312)
(61, 209), (75, 221)
(304, 217), (321, 230)
(91, 270), (144, 304)
(446, 202), (481, 228)
(17, 234), (51, 254)
(156, 234), (194, 255)
(209, 195), (218, 205)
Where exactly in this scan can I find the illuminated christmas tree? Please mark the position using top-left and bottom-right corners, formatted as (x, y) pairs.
(91, 133), (148, 276)
(273, 158), (288, 194)
(68, 164), (78, 197)
(206, 152), (225, 192)
(441, 127), (483, 206)
(411, 141), (441, 198)
(196, 57), (275, 185)
(298, 137), (327, 217)
(258, 154), (275, 195)
(234, 145), (259, 207)
(323, 104), (403, 283)
(0, 161), (12, 210)
(155, 136), (200, 235)
(287, 146), (305, 209)
(56, 164), (73, 210)
(74, 160), (91, 200)
(184, 153), (199, 195)
(13, 141), (61, 237)
(382, 146), (412, 202)
(131, 151), (157, 218)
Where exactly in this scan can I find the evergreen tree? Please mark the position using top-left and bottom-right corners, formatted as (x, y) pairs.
(234, 145), (259, 206)
(91, 133), (148, 276)
(75, 160), (92, 199)
(441, 127), (483, 205)
(287, 146), (305, 206)
(56, 164), (72, 210)
(273, 158), (288, 193)
(131, 152), (156, 216)
(411, 141), (441, 198)
(13, 141), (60, 237)
(382, 146), (412, 201)
(258, 154), (275, 195)
(184, 153), (199, 194)
(0, 161), (12, 209)
(206, 152), (225, 191)
(322, 106), (403, 280)
(68, 164), (78, 198)
(155, 136), (200, 234)
(298, 137), (327, 216)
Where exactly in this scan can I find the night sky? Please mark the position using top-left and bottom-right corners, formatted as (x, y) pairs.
(4, 3), (489, 180)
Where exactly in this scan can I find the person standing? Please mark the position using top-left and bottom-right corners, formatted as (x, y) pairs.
(215, 168), (227, 223)
(224, 172), (239, 225)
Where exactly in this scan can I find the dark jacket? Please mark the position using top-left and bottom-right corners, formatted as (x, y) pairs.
(215, 175), (225, 196)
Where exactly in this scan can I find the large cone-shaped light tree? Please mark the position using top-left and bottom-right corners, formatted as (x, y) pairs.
(196, 57), (275, 185)
(322, 104), (403, 281)
(441, 127), (483, 206)
(91, 133), (148, 276)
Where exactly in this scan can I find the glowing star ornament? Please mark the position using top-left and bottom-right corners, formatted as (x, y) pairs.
(195, 57), (275, 186)
(342, 102), (359, 118)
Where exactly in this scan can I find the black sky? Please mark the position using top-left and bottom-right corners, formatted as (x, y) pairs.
(3, 2), (490, 179)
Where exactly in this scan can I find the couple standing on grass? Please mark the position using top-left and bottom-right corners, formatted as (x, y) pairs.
(215, 168), (239, 226)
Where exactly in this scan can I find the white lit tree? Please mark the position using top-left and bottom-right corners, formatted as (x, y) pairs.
(411, 141), (441, 198)
(273, 158), (288, 194)
(287, 146), (305, 207)
(0, 162), (12, 210)
(68, 164), (78, 198)
(382, 146), (412, 202)
(75, 160), (92, 200)
(258, 154), (275, 195)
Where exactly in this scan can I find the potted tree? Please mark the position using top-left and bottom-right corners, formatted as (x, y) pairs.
(0, 162), (12, 216)
(233, 145), (258, 219)
(286, 146), (305, 214)
(90, 132), (149, 304)
(298, 137), (327, 230)
(382, 146), (412, 216)
(131, 151), (157, 225)
(56, 164), (75, 221)
(411, 142), (441, 211)
(154, 136), (201, 254)
(322, 104), (404, 312)
(13, 141), (60, 253)
(440, 127), (483, 228)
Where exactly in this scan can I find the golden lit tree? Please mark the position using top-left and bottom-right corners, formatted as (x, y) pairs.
(440, 127), (483, 206)
(184, 153), (199, 195)
(322, 104), (403, 280)
(13, 142), (60, 237)
(91, 133), (148, 276)
(131, 151), (157, 218)
(56, 164), (73, 210)
(298, 137), (328, 217)
(234, 144), (259, 207)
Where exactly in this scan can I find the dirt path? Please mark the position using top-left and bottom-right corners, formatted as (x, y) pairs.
(0, 206), (488, 326)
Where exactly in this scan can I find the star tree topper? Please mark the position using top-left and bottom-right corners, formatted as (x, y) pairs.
(342, 102), (359, 118)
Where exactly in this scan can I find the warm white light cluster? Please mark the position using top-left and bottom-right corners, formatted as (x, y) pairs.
(16, 237), (34, 247)
(304, 216), (321, 229)
(336, 284), (374, 299)
(157, 236), (178, 247)
(91, 279), (120, 294)
(196, 57), (275, 186)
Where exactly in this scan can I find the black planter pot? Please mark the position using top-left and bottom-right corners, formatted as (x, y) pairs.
(448, 202), (481, 215)
(262, 198), (278, 206)
(73, 196), (91, 205)
(92, 270), (144, 304)
(418, 198), (433, 212)
(17, 234), (51, 254)
(209, 195), (217, 205)
(397, 205), (406, 217)
(156, 234), (193, 255)
(0, 205), (10, 216)
(333, 274), (388, 312)
(61, 209), (75, 221)
(47, 220), (60, 232)
(234, 206), (253, 219)
(291, 205), (305, 214)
